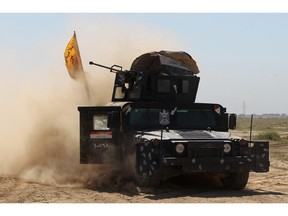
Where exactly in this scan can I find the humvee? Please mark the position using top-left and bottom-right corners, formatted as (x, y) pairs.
(78, 51), (269, 190)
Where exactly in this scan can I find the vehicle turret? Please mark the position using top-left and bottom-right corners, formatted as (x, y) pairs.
(90, 51), (200, 103)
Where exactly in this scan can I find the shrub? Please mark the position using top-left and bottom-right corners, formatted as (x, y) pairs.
(256, 131), (281, 141)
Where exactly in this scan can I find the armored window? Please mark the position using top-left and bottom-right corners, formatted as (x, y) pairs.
(93, 115), (109, 130)
(128, 86), (142, 99)
(129, 109), (160, 128)
(182, 80), (190, 94)
(176, 79), (190, 94)
(157, 79), (170, 93)
(176, 109), (216, 128)
(114, 87), (125, 99)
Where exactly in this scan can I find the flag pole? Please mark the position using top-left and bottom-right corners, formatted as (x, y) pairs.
(73, 31), (92, 103)
(83, 72), (92, 103)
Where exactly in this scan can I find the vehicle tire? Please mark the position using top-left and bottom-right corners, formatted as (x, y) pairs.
(135, 142), (162, 188)
(137, 175), (161, 188)
(221, 171), (249, 190)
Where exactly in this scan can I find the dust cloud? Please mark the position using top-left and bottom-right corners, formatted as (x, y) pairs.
(0, 76), (107, 186)
(0, 16), (182, 189)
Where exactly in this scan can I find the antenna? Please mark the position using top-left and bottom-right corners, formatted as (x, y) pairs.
(249, 114), (253, 142)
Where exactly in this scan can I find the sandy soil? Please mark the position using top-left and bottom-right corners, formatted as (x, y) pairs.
(0, 140), (287, 204)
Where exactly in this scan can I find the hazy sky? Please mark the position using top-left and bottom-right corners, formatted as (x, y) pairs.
(1, 12), (288, 115)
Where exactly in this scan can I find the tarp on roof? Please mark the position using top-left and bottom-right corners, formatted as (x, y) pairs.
(130, 50), (200, 75)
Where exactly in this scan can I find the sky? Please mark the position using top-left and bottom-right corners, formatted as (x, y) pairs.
(0, 1), (288, 214)
(1, 1), (288, 115)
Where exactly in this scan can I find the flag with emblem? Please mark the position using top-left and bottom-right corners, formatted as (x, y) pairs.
(64, 31), (84, 79)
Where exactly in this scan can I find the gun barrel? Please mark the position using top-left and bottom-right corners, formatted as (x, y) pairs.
(89, 61), (122, 73)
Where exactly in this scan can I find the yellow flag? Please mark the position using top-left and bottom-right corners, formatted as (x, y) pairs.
(64, 32), (84, 79)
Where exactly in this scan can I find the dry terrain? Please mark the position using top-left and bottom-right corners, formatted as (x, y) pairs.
(1, 117), (288, 204)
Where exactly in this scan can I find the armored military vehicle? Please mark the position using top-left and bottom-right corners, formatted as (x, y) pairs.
(78, 51), (269, 190)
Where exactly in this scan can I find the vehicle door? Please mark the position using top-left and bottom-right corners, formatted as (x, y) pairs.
(78, 106), (121, 164)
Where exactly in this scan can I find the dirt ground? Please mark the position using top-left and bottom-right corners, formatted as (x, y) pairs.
(1, 134), (288, 204)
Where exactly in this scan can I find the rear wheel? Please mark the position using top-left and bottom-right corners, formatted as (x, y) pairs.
(221, 171), (249, 190)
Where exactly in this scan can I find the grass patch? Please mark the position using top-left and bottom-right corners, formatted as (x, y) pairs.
(256, 131), (281, 141)
(237, 117), (288, 132)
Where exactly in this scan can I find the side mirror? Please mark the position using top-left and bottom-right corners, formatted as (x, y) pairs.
(229, 114), (237, 130)
(107, 111), (120, 129)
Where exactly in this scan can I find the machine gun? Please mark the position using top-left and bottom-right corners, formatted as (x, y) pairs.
(89, 61), (145, 101)
(89, 61), (124, 73)
(89, 61), (143, 81)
